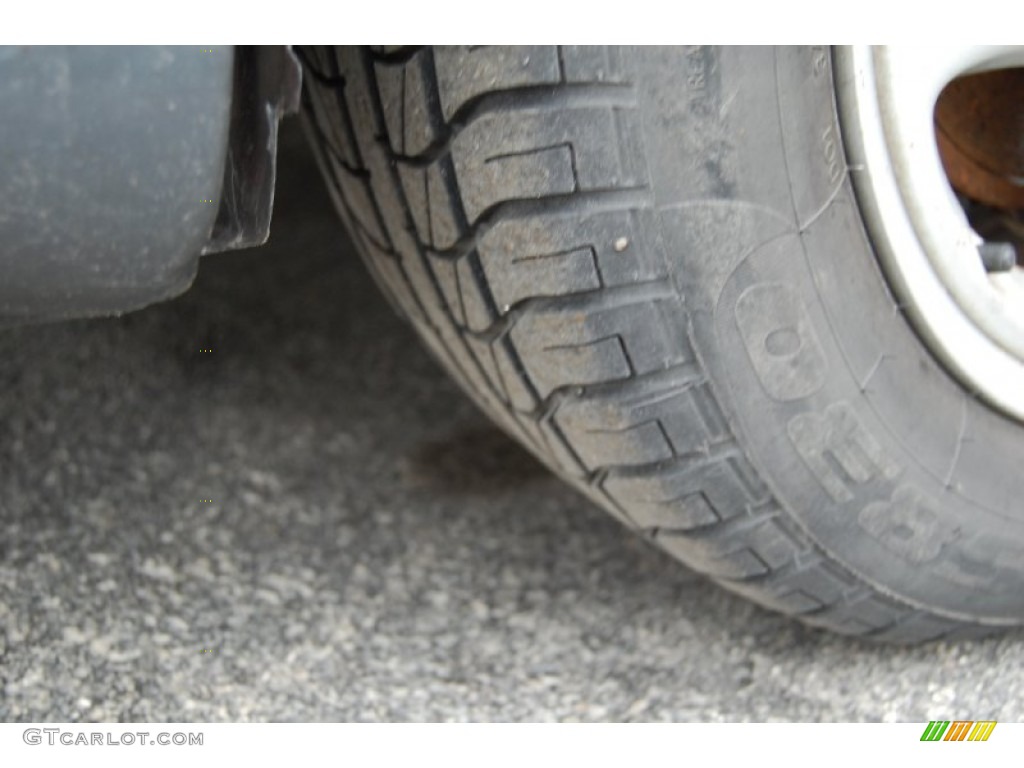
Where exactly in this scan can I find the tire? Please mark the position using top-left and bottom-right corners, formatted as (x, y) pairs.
(298, 45), (1024, 642)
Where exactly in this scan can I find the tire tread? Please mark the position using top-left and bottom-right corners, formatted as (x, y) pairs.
(299, 45), (987, 642)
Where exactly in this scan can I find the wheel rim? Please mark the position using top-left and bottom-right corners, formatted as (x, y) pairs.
(835, 46), (1024, 422)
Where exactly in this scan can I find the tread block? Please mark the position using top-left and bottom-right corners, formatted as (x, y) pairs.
(395, 159), (463, 251)
(517, 415), (586, 476)
(559, 46), (626, 83)
(728, 561), (860, 619)
(869, 614), (957, 643)
(355, 234), (425, 325)
(553, 370), (712, 470)
(396, 165), (431, 247)
(465, 334), (511, 407)
(426, 161), (463, 250)
(509, 295), (691, 398)
(434, 46), (562, 120)
(452, 109), (645, 222)
(455, 255), (495, 333)
(428, 255), (465, 327)
(739, 588), (824, 615)
(802, 594), (912, 636)
(738, 517), (807, 572)
(491, 339), (539, 411)
(304, 84), (361, 171)
(604, 456), (754, 530)
(326, 158), (389, 249)
(477, 208), (666, 311)
(375, 50), (441, 157)
(425, 250), (500, 334)
(655, 536), (770, 580)
(657, 512), (807, 579)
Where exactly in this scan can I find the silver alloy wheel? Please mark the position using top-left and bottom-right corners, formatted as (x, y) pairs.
(836, 46), (1024, 421)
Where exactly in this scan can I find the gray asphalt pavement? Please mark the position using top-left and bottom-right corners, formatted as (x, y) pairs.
(2, 119), (1023, 722)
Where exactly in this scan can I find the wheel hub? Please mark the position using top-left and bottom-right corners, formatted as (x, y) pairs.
(836, 46), (1024, 422)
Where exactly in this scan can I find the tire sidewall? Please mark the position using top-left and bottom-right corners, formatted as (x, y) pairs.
(638, 45), (1024, 621)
